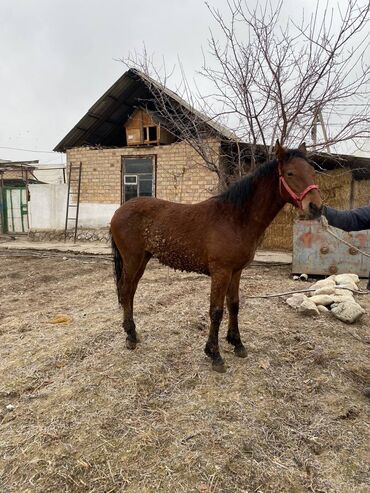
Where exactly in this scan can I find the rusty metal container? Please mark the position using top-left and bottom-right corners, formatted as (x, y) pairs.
(292, 220), (370, 278)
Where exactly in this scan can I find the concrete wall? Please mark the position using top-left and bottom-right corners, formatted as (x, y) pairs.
(78, 203), (120, 228)
(29, 184), (68, 230)
(29, 184), (120, 230)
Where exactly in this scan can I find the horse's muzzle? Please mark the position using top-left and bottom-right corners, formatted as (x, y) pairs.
(308, 202), (323, 220)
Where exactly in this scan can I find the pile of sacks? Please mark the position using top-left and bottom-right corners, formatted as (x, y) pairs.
(286, 273), (365, 324)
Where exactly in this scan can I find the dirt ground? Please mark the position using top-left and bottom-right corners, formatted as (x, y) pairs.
(0, 252), (369, 493)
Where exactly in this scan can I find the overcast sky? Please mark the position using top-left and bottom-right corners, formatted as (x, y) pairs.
(0, 0), (365, 165)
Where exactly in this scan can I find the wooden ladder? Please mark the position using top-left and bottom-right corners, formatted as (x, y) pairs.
(64, 162), (82, 243)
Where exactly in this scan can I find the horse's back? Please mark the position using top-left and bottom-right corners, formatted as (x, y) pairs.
(111, 196), (204, 228)
(111, 197), (214, 273)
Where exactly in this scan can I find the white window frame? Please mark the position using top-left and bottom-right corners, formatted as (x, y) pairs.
(124, 174), (138, 185)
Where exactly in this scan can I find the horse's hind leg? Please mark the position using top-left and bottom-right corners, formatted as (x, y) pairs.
(121, 251), (151, 350)
(226, 270), (247, 358)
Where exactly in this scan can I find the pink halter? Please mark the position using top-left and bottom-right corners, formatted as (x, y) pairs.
(278, 169), (319, 210)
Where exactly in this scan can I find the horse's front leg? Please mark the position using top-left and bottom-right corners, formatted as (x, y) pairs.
(226, 270), (247, 358)
(205, 269), (232, 373)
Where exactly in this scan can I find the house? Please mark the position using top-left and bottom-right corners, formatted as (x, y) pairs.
(53, 68), (237, 230)
(52, 69), (370, 249)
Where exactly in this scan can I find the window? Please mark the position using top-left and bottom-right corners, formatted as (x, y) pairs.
(143, 126), (158, 143)
(122, 157), (155, 203)
(124, 175), (137, 185)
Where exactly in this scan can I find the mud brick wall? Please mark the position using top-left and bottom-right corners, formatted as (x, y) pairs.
(2, 170), (29, 180)
(353, 180), (370, 208)
(66, 141), (219, 205)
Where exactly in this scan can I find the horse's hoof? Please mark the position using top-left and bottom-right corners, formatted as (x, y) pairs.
(212, 361), (227, 373)
(234, 345), (247, 358)
(126, 339), (137, 350)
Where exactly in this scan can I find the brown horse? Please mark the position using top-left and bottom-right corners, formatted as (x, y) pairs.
(110, 141), (322, 372)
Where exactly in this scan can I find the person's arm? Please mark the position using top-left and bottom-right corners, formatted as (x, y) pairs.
(323, 205), (370, 232)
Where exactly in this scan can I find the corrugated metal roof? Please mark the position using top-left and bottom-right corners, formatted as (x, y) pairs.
(54, 69), (235, 152)
(0, 160), (39, 170)
(136, 70), (237, 140)
(313, 151), (370, 179)
(54, 69), (236, 152)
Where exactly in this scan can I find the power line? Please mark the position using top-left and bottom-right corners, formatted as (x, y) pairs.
(0, 145), (58, 154)
(322, 112), (370, 117)
(322, 123), (369, 127)
(330, 103), (370, 107)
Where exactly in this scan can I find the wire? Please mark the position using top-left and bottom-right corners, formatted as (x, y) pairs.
(0, 146), (58, 154)
(333, 104), (370, 107)
(320, 123), (369, 127)
(322, 112), (370, 117)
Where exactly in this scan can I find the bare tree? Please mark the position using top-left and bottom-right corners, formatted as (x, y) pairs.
(122, 49), (230, 184)
(203, 0), (370, 162)
(123, 0), (370, 178)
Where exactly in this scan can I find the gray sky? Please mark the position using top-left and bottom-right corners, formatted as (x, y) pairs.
(0, 0), (363, 165)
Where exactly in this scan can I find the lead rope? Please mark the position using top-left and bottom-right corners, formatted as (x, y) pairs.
(245, 285), (370, 299)
(320, 215), (370, 259)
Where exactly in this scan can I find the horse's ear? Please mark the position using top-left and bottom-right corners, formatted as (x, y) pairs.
(298, 142), (307, 155)
(275, 139), (285, 162)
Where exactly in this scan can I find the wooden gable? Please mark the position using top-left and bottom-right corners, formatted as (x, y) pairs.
(124, 108), (175, 146)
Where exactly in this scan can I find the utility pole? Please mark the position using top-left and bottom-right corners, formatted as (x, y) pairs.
(311, 113), (318, 146)
(318, 110), (331, 153)
(311, 109), (331, 153)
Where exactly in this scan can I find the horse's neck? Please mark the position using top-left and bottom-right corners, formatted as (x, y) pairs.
(243, 172), (285, 236)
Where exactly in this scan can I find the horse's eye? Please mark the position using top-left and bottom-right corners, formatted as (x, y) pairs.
(287, 172), (294, 177)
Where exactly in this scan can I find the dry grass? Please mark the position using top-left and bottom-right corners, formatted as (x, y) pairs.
(0, 255), (369, 493)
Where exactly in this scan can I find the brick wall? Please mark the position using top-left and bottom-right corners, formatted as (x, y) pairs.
(67, 141), (219, 205)
(2, 170), (28, 180)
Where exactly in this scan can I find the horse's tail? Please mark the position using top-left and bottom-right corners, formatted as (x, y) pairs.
(111, 232), (123, 305)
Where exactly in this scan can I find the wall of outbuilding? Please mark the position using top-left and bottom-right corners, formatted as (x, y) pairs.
(66, 141), (219, 228)
(67, 141), (220, 204)
(28, 184), (68, 230)
(353, 179), (370, 208)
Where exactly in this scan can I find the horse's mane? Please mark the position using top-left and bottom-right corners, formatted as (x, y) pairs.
(217, 149), (308, 207)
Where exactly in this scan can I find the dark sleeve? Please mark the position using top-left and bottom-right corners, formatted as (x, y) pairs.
(323, 205), (370, 232)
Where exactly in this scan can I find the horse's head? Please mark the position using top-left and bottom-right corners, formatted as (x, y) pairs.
(275, 140), (322, 219)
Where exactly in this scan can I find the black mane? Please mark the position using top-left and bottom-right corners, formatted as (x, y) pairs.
(218, 150), (308, 207)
